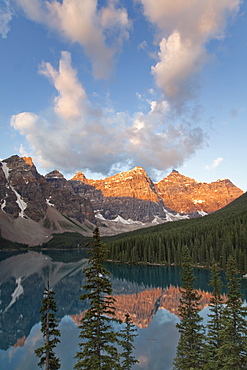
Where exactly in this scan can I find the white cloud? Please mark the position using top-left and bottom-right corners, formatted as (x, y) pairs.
(205, 157), (223, 170)
(11, 112), (39, 133)
(100, 0), (130, 43)
(127, 113), (204, 173)
(7, 0), (131, 79)
(138, 0), (241, 103)
(10, 51), (205, 176)
(151, 32), (207, 101)
(39, 51), (86, 121)
(138, 40), (148, 51)
(0, 0), (14, 38)
(137, 0), (240, 41)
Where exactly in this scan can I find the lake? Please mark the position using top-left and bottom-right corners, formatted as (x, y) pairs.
(0, 250), (247, 370)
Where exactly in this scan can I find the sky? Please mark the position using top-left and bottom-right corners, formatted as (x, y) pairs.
(0, 0), (246, 191)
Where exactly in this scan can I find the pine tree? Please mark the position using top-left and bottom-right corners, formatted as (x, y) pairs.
(216, 256), (247, 369)
(204, 262), (224, 369)
(74, 227), (120, 370)
(119, 313), (139, 370)
(173, 246), (205, 370)
(35, 281), (61, 370)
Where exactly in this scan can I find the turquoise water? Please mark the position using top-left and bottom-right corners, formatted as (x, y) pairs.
(0, 250), (246, 370)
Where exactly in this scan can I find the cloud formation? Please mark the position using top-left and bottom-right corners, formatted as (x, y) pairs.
(205, 157), (223, 170)
(0, 0), (14, 38)
(3, 1), (240, 178)
(138, 0), (240, 104)
(4, 0), (131, 79)
(151, 32), (207, 102)
(39, 51), (86, 121)
(11, 52), (205, 177)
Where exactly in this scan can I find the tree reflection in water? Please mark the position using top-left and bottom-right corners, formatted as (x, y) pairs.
(0, 250), (246, 370)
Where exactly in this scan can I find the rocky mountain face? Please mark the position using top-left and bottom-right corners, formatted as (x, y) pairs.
(0, 155), (243, 245)
(71, 167), (168, 224)
(155, 170), (243, 215)
(70, 167), (243, 224)
(44, 169), (95, 223)
(0, 155), (95, 245)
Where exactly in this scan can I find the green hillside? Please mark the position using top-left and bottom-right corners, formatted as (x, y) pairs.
(105, 193), (247, 272)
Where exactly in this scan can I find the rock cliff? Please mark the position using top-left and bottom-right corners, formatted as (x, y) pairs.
(0, 155), (95, 245)
(155, 170), (243, 215)
(71, 167), (166, 223)
(70, 167), (243, 224)
(0, 155), (243, 245)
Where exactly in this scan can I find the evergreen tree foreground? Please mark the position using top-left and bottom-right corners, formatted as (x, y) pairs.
(74, 227), (121, 370)
(119, 313), (139, 370)
(215, 256), (247, 369)
(173, 246), (205, 369)
(35, 281), (61, 370)
(204, 262), (224, 369)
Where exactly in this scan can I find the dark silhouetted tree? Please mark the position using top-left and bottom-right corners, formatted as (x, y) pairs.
(216, 256), (247, 369)
(119, 313), (139, 370)
(74, 227), (120, 370)
(173, 246), (205, 369)
(204, 262), (224, 369)
(35, 281), (61, 370)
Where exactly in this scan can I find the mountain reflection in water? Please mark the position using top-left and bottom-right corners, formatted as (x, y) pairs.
(0, 250), (247, 370)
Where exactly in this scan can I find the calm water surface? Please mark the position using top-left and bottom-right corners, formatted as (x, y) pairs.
(0, 250), (247, 370)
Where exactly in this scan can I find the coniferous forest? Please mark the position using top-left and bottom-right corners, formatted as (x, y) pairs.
(35, 229), (247, 369)
(105, 192), (247, 272)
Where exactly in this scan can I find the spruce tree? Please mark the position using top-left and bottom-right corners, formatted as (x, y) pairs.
(74, 227), (120, 370)
(216, 256), (247, 369)
(204, 262), (224, 369)
(119, 313), (139, 370)
(173, 246), (205, 370)
(35, 281), (61, 370)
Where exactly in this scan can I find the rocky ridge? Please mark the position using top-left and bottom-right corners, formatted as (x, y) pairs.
(71, 167), (168, 224)
(155, 170), (243, 215)
(0, 155), (244, 245)
(70, 167), (243, 224)
(0, 155), (95, 245)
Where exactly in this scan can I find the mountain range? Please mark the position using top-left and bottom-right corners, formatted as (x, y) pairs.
(0, 155), (243, 246)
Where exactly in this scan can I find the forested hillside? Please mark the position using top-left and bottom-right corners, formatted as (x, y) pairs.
(1, 192), (246, 272)
(105, 193), (247, 272)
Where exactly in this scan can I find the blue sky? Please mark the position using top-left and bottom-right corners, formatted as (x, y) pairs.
(0, 0), (246, 191)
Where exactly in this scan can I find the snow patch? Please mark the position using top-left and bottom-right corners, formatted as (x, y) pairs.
(193, 199), (205, 204)
(1, 161), (10, 181)
(0, 162), (27, 217)
(112, 215), (143, 225)
(3, 277), (24, 314)
(197, 210), (208, 217)
(152, 216), (162, 224)
(46, 198), (55, 207)
(95, 212), (106, 220)
(1, 199), (6, 212)
(164, 208), (189, 222)
(10, 186), (27, 218)
(96, 212), (143, 225)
